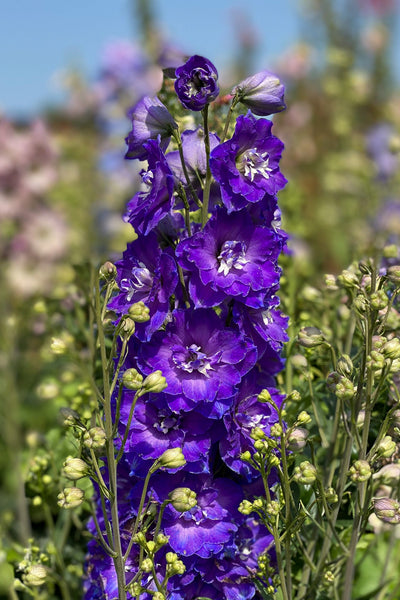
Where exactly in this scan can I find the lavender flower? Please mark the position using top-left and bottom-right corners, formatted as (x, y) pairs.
(125, 96), (177, 160)
(232, 69), (286, 116)
(174, 55), (219, 111)
(210, 112), (287, 212)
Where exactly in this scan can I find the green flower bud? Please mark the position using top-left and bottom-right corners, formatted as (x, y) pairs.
(370, 290), (389, 310)
(383, 245), (399, 259)
(99, 261), (117, 281)
(57, 487), (85, 509)
(269, 455), (281, 467)
(354, 294), (368, 313)
(63, 457), (89, 480)
(377, 436), (396, 458)
(141, 371), (167, 394)
(122, 368), (143, 390)
(251, 427), (266, 440)
(119, 317), (136, 339)
(32, 496), (42, 507)
(128, 582), (143, 596)
(291, 354), (308, 370)
(373, 497), (400, 524)
(324, 570), (335, 583)
(298, 326), (325, 348)
(366, 350), (385, 371)
(50, 337), (68, 355)
(297, 410), (312, 425)
(155, 533), (169, 547)
(335, 377), (356, 401)
(336, 354), (353, 377)
(128, 301), (150, 323)
(166, 552), (179, 564)
(83, 427), (106, 449)
(387, 265), (400, 285)
(158, 448), (186, 469)
(294, 461), (317, 485)
(141, 558), (153, 573)
(357, 410), (365, 429)
(287, 427), (308, 451)
(23, 564), (48, 586)
(266, 500), (280, 516)
(270, 423), (283, 437)
(287, 389), (301, 402)
(257, 389), (272, 403)
(324, 274), (338, 289)
(238, 499), (253, 515)
(325, 487), (338, 504)
(337, 269), (359, 288)
(168, 487), (197, 512)
(349, 459), (371, 483)
(153, 593), (166, 600)
(383, 338), (400, 360)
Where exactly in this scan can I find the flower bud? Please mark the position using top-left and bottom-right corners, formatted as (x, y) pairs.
(373, 497), (400, 524)
(383, 338), (400, 360)
(324, 274), (338, 289)
(298, 326), (325, 348)
(99, 261), (117, 281)
(251, 427), (266, 440)
(366, 350), (385, 372)
(335, 377), (356, 402)
(122, 368), (143, 390)
(155, 533), (169, 547)
(383, 245), (399, 259)
(63, 457), (89, 480)
(336, 354), (353, 377)
(50, 337), (68, 355)
(257, 389), (272, 403)
(293, 461), (317, 485)
(83, 427), (106, 450)
(238, 499), (253, 515)
(354, 294), (368, 313)
(337, 269), (359, 288)
(266, 500), (280, 516)
(153, 593), (166, 600)
(349, 459), (371, 483)
(141, 558), (153, 573)
(297, 411), (312, 425)
(141, 371), (167, 394)
(291, 354), (308, 370)
(387, 265), (400, 285)
(325, 487), (338, 504)
(240, 451), (252, 462)
(158, 448), (186, 469)
(23, 565), (48, 586)
(270, 423), (283, 438)
(128, 301), (150, 323)
(377, 436), (396, 458)
(59, 407), (81, 427)
(57, 487), (85, 509)
(119, 317), (136, 339)
(232, 70), (286, 116)
(373, 463), (400, 486)
(168, 487), (197, 512)
(287, 427), (308, 451)
(370, 290), (389, 310)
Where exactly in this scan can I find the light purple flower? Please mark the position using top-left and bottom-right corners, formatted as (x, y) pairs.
(232, 69), (286, 116)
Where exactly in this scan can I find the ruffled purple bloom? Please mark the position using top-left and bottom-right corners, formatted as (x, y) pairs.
(232, 69), (286, 116)
(176, 208), (281, 308)
(232, 299), (289, 357)
(125, 96), (177, 160)
(210, 112), (287, 212)
(174, 55), (219, 111)
(137, 308), (257, 403)
(108, 232), (178, 340)
(124, 138), (175, 235)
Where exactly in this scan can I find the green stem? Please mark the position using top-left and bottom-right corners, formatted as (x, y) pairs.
(201, 105), (212, 227)
(221, 95), (238, 143)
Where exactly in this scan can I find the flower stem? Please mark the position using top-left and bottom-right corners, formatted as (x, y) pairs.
(201, 105), (212, 227)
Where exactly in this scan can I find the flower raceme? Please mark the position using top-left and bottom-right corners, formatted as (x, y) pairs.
(85, 54), (288, 600)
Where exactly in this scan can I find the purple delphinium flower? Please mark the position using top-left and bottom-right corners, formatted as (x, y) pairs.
(108, 232), (178, 340)
(137, 308), (257, 403)
(124, 138), (175, 235)
(232, 69), (286, 116)
(176, 207), (281, 308)
(210, 112), (287, 212)
(125, 96), (177, 160)
(366, 123), (399, 181)
(174, 55), (219, 111)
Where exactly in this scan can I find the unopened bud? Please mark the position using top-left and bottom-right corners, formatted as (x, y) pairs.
(83, 427), (106, 450)
(354, 294), (368, 313)
(298, 326), (325, 348)
(325, 487), (338, 504)
(324, 274), (338, 289)
(119, 317), (136, 339)
(155, 533), (169, 547)
(59, 407), (81, 427)
(297, 411), (312, 425)
(99, 261), (117, 281)
(373, 463), (400, 486)
(293, 461), (317, 485)
(251, 427), (266, 440)
(270, 423), (283, 437)
(141, 371), (167, 394)
(291, 354), (308, 370)
(387, 265), (400, 285)
(168, 487), (197, 512)
(338, 269), (359, 288)
(57, 487), (85, 509)
(257, 389), (272, 403)
(240, 451), (252, 462)
(158, 448), (186, 469)
(153, 593), (166, 600)
(141, 558), (153, 573)
(383, 338), (400, 360)
(128, 301), (150, 323)
(287, 427), (308, 451)
(337, 354), (353, 377)
(370, 290), (389, 310)
(366, 350), (385, 371)
(383, 245), (399, 259)
(266, 500), (280, 516)
(287, 389), (301, 402)
(349, 460), (371, 483)
(373, 497), (400, 524)
(50, 337), (68, 355)
(63, 457), (89, 480)
(122, 368), (143, 390)
(377, 436), (396, 458)
(23, 564), (48, 586)
(335, 377), (356, 401)
(239, 499), (253, 515)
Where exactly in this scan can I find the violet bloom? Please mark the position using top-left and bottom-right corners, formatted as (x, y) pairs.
(137, 308), (256, 403)
(108, 232), (178, 340)
(167, 127), (220, 185)
(366, 123), (399, 181)
(124, 138), (175, 235)
(125, 96), (177, 160)
(232, 69), (286, 116)
(232, 299), (289, 357)
(174, 55), (219, 111)
(210, 112), (287, 212)
(176, 208), (281, 308)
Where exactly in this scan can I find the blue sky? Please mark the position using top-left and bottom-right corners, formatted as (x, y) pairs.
(0, 0), (399, 118)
